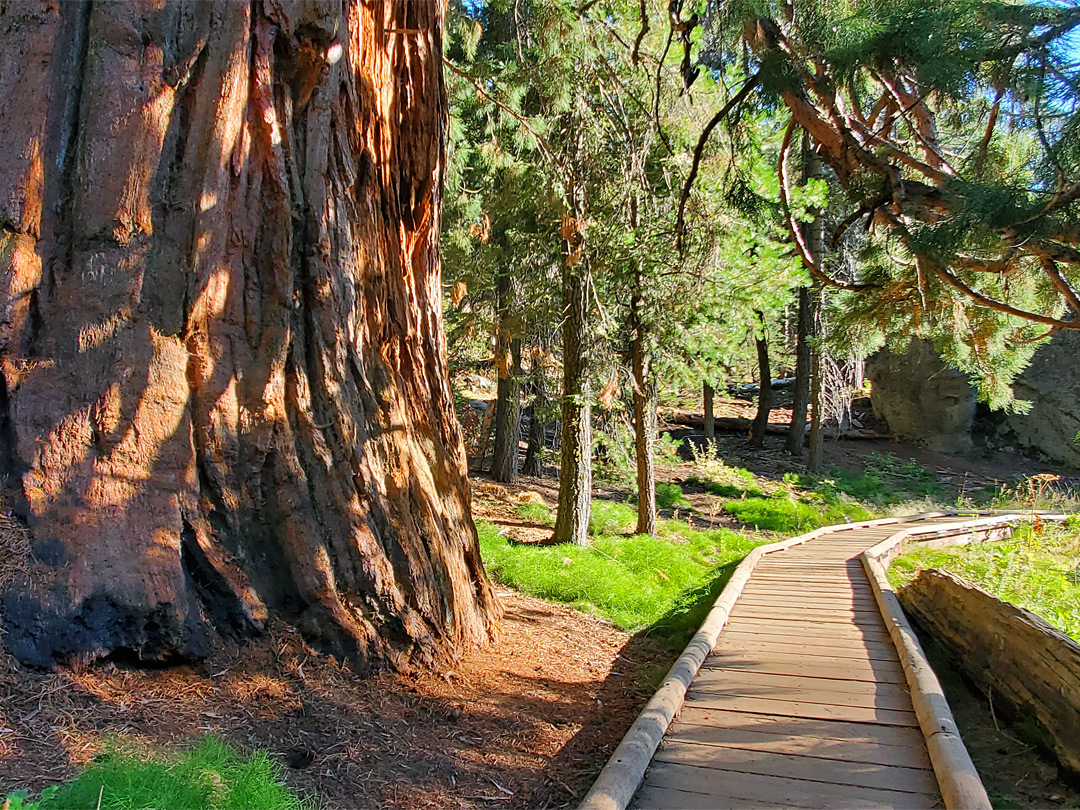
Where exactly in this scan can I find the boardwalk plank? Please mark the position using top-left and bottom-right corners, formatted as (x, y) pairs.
(653, 740), (939, 793)
(667, 716), (931, 768)
(624, 516), (954, 810)
(722, 621), (892, 642)
(713, 636), (901, 661)
(683, 692), (920, 726)
(737, 600), (880, 612)
(690, 677), (915, 712)
(731, 606), (888, 625)
(673, 708), (927, 750)
(703, 651), (907, 683)
(633, 785), (787, 809)
(694, 669), (912, 700)
(641, 762), (938, 809)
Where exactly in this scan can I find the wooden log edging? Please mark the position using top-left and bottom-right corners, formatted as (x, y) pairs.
(577, 511), (952, 810)
(861, 512), (1069, 810)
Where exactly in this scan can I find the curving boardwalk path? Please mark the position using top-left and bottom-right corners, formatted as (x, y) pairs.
(629, 517), (979, 810)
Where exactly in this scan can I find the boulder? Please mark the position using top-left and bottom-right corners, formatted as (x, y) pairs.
(1004, 330), (1080, 468)
(866, 340), (975, 454)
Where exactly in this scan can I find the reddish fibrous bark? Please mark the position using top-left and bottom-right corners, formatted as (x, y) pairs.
(0, 0), (499, 670)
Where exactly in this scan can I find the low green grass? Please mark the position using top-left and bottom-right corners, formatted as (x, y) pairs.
(5, 737), (310, 810)
(803, 453), (944, 507)
(889, 518), (1080, 642)
(477, 516), (762, 648)
(515, 501), (555, 526)
(655, 481), (692, 511)
(721, 491), (875, 534)
(684, 449), (944, 532)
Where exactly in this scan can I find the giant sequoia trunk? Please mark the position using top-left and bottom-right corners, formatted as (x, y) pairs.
(0, 0), (499, 670)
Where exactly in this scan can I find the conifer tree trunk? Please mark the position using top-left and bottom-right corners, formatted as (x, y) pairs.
(703, 381), (715, 445)
(0, 0), (499, 669)
(807, 293), (826, 472)
(522, 347), (548, 478)
(791, 140), (824, 465)
(629, 285), (656, 536)
(552, 217), (591, 546)
(749, 312), (772, 448)
(490, 272), (521, 482)
(785, 286), (812, 456)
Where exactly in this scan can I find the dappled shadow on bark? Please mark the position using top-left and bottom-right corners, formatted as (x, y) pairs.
(0, 0), (496, 672)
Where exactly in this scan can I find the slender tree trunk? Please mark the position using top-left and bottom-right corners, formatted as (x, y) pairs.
(807, 292), (826, 472)
(785, 286), (813, 456)
(630, 283), (656, 536)
(552, 218), (591, 546)
(490, 272), (521, 482)
(0, 0), (499, 670)
(522, 347), (548, 477)
(749, 311), (772, 448)
(703, 381), (715, 446)
(787, 139), (823, 456)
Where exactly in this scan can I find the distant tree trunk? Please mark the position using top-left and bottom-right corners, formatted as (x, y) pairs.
(749, 311), (772, 448)
(785, 286), (813, 456)
(630, 283), (656, 536)
(807, 292), (826, 472)
(0, 0), (499, 670)
(793, 139), (825, 469)
(522, 346), (548, 477)
(490, 272), (521, 482)
(552, 216), (591, 546)
(703, 381), (715, 445)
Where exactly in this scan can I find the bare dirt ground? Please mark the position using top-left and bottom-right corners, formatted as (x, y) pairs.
(664, 393), (1077, 496)
(0, 482), (673, 810)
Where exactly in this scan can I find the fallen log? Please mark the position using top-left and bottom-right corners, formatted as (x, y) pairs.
(662, 408), (894, 441)
(899, 568), (1080, 777)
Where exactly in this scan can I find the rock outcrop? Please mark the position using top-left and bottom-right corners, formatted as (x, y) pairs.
(866, 340), (976, 454)
(1004, 331), (1080, 468)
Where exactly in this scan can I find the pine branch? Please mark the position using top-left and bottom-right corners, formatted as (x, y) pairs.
(777, 118), (874, 292)
(443, 57), (566, 182)
(675, 71), (761, 250)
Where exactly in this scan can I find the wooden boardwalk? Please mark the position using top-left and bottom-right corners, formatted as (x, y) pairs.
(631, 520), (969, 810)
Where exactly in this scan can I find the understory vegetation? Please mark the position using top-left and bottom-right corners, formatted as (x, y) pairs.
(478, 449), (954, 646)
(478, 505), (761, 647)
(889, 518), (1080, 643)
(4, 738), (310, 810)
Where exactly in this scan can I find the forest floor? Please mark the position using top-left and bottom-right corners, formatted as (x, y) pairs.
(2, 452), (697, 810)
(0, 579), (672, 809)
(3, 405), (1079, 809)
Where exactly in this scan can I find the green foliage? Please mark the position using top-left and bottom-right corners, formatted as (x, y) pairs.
(804, 453), (944, 506)
(5, 738), (309, 810)
(686, 442), (765, 498)
(889, 520), (1080, 642)
(723, 492), (875, 534)
(516, 501), (556, 526)
(655, 482), (692, 511)
(588, 500), (637, 536)
(476, 516), (762, 646)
